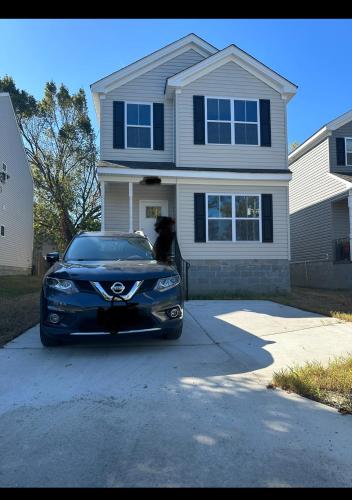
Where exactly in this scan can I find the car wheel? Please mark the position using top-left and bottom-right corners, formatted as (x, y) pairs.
(162, 325), (183, 340)
(40, 327), (61, 347)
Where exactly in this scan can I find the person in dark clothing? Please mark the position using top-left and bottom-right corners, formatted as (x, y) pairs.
(153, 216), (175, 263)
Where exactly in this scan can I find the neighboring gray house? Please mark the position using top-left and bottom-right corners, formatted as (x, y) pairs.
(289, 109), (352, 289)
(0, 93), (33, 275)
(90, 33), (297, 296)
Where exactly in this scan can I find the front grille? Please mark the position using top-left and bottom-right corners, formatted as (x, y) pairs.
(75, 279), (158, 296)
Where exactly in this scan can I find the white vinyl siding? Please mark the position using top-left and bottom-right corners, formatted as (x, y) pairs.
(177, 182), (289, 260)
(0, 94), (33, 273)
(289, 138), (349, 261)
(100, 49), (205, 163)
(177, 61), (287, 170)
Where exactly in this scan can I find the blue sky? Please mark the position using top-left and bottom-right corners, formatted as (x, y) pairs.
(1, 18), (351, 147)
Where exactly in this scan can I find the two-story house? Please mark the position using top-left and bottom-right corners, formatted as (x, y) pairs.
(289, 109), (352, 289)
(0, 93), (33, 275)
(90, 33), (297, 296)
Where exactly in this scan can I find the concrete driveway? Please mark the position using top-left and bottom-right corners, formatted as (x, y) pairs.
(1, 300), (352, 487)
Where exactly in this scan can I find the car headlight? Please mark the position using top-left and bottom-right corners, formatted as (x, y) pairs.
(154, 275), (180, 292)
(46, 277), (78, 294)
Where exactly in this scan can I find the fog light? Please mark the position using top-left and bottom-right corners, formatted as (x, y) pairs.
(48, 313), (60, 324)
(166, 306), (182, 319)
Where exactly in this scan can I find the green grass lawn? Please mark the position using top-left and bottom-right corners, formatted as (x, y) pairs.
(271, 355), (352, 414)
(0, 275), (42, 346)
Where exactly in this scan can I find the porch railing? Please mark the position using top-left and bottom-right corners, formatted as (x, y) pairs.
(171, 237), (190, 300)
(334, 237), (351, 262)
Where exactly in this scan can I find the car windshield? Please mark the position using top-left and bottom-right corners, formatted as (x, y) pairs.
(64, 236), (155, 261)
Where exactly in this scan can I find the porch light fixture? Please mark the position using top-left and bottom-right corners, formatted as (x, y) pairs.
(141, 176), (161, 185)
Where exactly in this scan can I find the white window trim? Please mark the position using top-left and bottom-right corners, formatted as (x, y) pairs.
(125, 101), (153, 150)
(206, 193), (262, 243)
(345, 137), (352, 166)
(205, 96), (260, 146)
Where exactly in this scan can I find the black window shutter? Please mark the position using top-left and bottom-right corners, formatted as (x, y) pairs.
(113, 101), (124, 149)
(193, 96), (205, 145)
(336, 138), (346, 166)
(261, 194), (273, 243)
(153, 103), (164, 150)
(259, 99), (271, 147)
(194, 193), (206, 242)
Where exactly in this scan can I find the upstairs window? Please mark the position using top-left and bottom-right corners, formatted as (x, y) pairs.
(205, 97), (259, 145)
(1, 225), (4, 237)
(346, 138), (352, 166)
(206, 99), (231, 144)
(234, 100), (259, 145)
(126, 103), (152, 149)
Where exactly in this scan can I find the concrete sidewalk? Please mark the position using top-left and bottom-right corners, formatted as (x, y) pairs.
(0, 300), (351, 487)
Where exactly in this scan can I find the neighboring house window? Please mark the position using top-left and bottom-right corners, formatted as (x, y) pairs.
(0, 225), (4, 237)
(2, 163), (7, 172)
(206, 99), (231, 144)
(345, 138), (352, 166)
(207, 194), (261, 242)
(234, 100), (259, 145)
(126, 103), (152, 149)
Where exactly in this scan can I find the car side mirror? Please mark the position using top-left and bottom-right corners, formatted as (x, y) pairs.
(46, 252), (60, 264)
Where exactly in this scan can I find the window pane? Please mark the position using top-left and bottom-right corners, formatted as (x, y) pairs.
(208, 195), (219, 217)
(127, 127), (151, 148)
(346, 139), (352, 153)
(219, 123), (231, 144)
(208, 123), (231, 144)
(208, 220), (232, 241)
(207, 122), (219, 143)
(139, 127), (151, 148)
(207, 99), (218, 120)
(347, 153), (352, 166)
(146, 206), (161, 218)
(246, 124), (258, 145)
(139, 105), (150, 125)
(127, 104), (138, 125)
(127, 126), (139, 147)
(236, 220), (259, 241)
(235, 123), (246, 144)
(246, 101), (257, 122)
(236, 196), (247, 217)
(247, 196), (260, 217)
(234, 100), (245, 121)
(219, 99), (231, 121)
(219, 196), (232, 217)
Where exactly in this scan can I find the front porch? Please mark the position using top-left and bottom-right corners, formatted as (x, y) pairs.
(101, 178), (176, 243)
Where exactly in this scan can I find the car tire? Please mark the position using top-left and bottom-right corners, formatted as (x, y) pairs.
(40, 327), (61, 347)
(162, 325), (183, 340)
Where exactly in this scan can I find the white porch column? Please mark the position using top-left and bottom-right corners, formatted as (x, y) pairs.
(348, 191), (352, 261)
(128, 182), (133, 233)
(100, 180), (105, 231)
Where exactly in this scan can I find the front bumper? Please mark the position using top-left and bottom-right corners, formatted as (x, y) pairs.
(41, 283), (183, 338)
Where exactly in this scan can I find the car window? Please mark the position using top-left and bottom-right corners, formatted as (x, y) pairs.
(64, 236), (155, 261)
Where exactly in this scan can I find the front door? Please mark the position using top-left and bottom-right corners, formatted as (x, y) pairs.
(139, 200), (168, 244)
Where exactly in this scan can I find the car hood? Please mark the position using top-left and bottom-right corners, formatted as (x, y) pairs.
(47, 260), (177, 282)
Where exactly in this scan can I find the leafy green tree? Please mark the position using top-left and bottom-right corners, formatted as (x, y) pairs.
(289, 141), (300, 153)
(0, 76), (100, 251)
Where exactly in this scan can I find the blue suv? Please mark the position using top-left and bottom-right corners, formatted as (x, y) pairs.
(40, 231), (183, 346)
